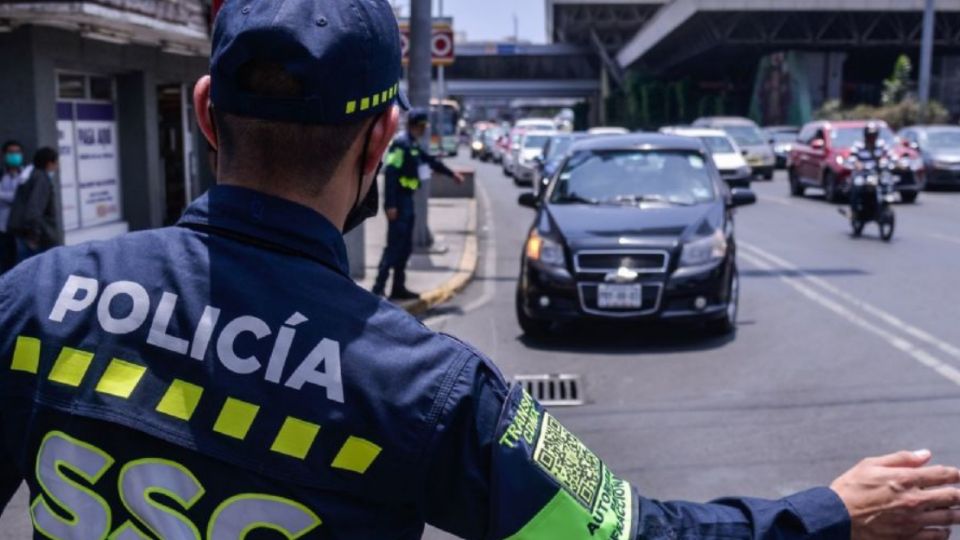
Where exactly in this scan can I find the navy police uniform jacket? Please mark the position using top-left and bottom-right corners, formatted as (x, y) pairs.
(0, 185), (851, 539)
(384, 132), (455, 216)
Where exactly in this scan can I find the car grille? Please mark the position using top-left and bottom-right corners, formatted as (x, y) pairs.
(573, 250), (669, 274)
(577, 283), (664, 317)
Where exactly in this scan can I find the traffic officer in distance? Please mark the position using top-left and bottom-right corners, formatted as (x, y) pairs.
(373, 108), (464, 300)
(847, 122), (889, 219)
(2, 0), (960, 539)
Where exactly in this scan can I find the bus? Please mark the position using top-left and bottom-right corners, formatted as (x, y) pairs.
(430, 99), (461, 157)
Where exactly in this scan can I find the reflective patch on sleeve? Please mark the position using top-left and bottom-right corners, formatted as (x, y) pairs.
(494, 385), (635, 540)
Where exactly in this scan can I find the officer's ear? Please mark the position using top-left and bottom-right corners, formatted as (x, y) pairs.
(194, 76), (219, 151)
(362, 105), (400, 176)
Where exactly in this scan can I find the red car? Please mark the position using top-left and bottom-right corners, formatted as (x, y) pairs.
(788, 120), (925, 203)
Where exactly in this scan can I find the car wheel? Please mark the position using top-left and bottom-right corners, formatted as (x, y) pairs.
(900, 191), (918, 204)
(824, 171), (841, 203)
(788, 168), (804, 197)
(516, 292), (552, 339)
(707, 267), (739, 336)
(763, 171), (774, 181)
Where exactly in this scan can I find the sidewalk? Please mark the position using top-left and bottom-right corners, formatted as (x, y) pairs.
(358, 196), (478, 315)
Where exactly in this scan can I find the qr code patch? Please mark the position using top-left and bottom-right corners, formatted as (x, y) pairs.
(533, 413), (602, 509)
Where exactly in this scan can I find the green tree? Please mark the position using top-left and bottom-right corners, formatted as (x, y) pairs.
(882, 54), (913, 106)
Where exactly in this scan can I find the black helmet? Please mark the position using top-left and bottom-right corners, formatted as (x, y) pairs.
(864, 121), (881, 137)
(408, 108), (429, 126)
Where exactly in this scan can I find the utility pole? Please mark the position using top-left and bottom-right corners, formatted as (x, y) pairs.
(918, 0), (935, 120)
(409, 0), (434, 249)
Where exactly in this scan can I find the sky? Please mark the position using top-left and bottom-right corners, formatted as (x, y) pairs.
(393, 0), (547, 43)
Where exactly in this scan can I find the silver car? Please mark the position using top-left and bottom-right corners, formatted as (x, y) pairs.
(694, 117), (776, 180)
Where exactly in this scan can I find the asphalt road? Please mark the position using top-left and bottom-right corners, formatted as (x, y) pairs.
(3, 159), (960, 539)
(421, 158), (960, 539)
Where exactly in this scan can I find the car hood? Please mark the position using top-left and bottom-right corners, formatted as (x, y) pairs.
(927, 151), (960, 163)
(712, 152), (748, 169)
(543, 202), (723, 250)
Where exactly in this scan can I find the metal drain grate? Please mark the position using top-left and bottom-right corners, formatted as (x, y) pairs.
(514, 374), (585, 407)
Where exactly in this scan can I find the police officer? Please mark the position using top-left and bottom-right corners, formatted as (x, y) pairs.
(2, 1), (960, 539)
(373, 108), (463, 299)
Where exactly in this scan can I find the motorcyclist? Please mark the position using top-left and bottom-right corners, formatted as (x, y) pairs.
(847, 122), (889, 219)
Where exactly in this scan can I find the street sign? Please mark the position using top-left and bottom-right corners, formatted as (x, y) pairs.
(398, 18), (455, 66)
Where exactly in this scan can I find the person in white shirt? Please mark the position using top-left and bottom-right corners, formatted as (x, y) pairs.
(0, 140), (31, 272)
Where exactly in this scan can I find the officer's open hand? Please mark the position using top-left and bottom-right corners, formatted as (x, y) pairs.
(831, 450), (960, 540)
(386, 208), (399, 221)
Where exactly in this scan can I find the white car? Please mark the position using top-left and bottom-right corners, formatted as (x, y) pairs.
(516, 118), (557, 132)
(513, 131), (557, 186)
(587, 126), (629, 136)
(660, 127), (753, 187)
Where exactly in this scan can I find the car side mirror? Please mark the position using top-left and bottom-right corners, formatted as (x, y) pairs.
(729, 188), (757, 208)
(811, 139), (826, 150)
(518, 192), (540, 209)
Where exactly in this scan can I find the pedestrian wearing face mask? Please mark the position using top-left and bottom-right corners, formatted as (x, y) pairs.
(0, 140), (30, 271)
(8, 147), (63, 262)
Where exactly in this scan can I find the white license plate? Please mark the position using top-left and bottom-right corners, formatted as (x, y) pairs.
(597, 284), (643, 309)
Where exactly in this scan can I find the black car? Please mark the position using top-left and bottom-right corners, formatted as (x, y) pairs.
(899, 125), (960, 187)
(515, 134), (756, 337)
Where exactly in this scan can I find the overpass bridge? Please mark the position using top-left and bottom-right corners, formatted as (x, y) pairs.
(545, 0), (960, 125)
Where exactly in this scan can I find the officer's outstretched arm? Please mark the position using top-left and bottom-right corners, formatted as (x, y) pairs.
(421, 352), (849, 540)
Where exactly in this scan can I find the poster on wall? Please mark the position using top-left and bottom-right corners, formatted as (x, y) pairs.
(56, 103), (80, 231)
(74, 103), (121, 228)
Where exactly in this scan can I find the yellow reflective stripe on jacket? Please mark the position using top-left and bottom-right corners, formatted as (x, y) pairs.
(399, 177), (420, 190)
(385, 148), (405, 169)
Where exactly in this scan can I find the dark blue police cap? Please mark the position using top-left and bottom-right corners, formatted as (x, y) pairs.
(211, 0), (410, 125)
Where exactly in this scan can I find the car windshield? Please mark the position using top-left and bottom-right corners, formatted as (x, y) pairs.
(546, 137), (574, 159)
(701, 136), (735, 153)
(926, 130), (960, 150)
(723, 126), (765, 146)
(770, 132), (798, 143)
(831, 127), (897, 148)
(524, 135), (551, 150)
(550, 150), (716, 207)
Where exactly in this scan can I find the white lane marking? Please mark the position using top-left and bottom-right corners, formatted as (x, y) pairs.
(739, 251), (960, 387)
(928, 233), (960, 247)
(425, 179), (498, 328)
(740, 241), (960, 363)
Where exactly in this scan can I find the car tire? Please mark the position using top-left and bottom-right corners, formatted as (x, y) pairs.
(707, 267), (739, 336)
(763, 171), (774, 181)
(900, 191), (918, 204)
(824, 171), (841, 203)
(788, 168), (804, 197)
(516, 292), (552, 339)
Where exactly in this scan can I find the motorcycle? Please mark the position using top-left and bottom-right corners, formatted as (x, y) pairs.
(846, 154), (897, 242)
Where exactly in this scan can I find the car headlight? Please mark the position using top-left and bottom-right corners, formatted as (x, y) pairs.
(526, 231), (565, 267)
(835, 155), (847, 167)
(472, 141), (483, 151)
(679, 230), (727, 268)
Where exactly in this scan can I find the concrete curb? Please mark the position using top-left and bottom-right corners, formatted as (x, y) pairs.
(399, 198), (479, 316)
